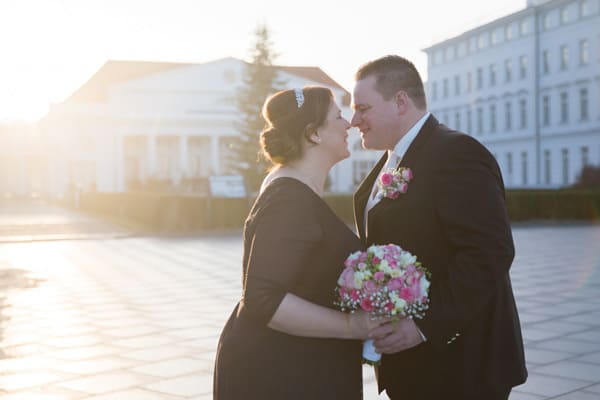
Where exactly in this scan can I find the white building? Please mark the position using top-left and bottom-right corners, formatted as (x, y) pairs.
(424, 0), (600, 188)
(39, 57), (378, 197)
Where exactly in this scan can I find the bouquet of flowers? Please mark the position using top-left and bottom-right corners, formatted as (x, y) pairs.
(335, 244), (430, 365)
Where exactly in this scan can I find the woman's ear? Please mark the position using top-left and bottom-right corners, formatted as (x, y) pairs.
(309, 132), (321, 144)
(304, 124), (320, 145)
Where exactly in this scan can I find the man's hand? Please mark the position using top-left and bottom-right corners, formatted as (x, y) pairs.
(369, 318), (424, 354)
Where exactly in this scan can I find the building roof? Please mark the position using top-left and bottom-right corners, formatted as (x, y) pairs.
(65, 57), (350, 105)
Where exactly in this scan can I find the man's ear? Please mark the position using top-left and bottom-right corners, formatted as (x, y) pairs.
(395, 91), (410, 114)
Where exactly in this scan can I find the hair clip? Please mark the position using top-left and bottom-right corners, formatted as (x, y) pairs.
(294, 88), (304, 108)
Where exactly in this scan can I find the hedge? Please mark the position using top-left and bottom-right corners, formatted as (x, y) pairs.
(76, 189), (600, 232)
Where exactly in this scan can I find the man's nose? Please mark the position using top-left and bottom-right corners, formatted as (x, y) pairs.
(350, 113), (360, 127)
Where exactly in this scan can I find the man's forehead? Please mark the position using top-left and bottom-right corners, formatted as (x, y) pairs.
(352, 79), (377, 107)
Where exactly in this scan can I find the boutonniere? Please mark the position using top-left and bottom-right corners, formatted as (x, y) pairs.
(377, 167), (413, 199)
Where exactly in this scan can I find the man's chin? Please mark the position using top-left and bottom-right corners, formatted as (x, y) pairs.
(361, 139), (383, 151)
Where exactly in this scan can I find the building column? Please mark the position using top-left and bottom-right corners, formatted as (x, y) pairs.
(210, 136), (220, 175)
(147, 135), (156, 178)
(179, 135), (188, 182)
(115, 132), (125, 192)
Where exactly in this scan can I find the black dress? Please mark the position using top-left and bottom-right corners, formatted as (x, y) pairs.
(213, 177), (365, 399)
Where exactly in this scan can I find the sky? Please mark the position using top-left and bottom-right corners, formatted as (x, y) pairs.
(0, 0), (527, 122)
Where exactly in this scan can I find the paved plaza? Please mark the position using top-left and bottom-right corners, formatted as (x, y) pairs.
(0, 203), (600, 399)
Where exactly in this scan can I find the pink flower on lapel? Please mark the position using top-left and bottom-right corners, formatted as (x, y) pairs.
(377, 167), (413, 199)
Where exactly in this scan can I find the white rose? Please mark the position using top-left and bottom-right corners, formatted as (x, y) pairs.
(420, 275), (430, 297)
(354, 276), (364, 289)
(399, 252), (417, 266)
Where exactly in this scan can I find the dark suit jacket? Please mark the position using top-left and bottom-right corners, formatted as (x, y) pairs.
(353, 115), (527, 397)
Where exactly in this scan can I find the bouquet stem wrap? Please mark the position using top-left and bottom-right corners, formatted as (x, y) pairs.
(362, 339), (381, 365)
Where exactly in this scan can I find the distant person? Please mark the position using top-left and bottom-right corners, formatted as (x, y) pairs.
(213, 86), (382, 399)
(351, 55), (527, 399)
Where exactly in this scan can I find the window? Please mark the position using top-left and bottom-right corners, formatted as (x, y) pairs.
(454, 75), (461, 96)
(478, 33), (487, 49)
(445, 46), (455, 62)
(519, 99), (527, 129)
(562, 148), (569, 185)
(477, 68), (483, 89)
(580, 0), (590, 17)
(521, 152), (528, 185)
(520, 55), (528, 79)
(543, 50), (550, 74)
(489, 64), (496, 86)
(467, 108), (472, 134)
(542, 95), (551, 126)
(506, 153), (513, 176)
(560, 91), (569, 123)
(505, 101), (512, 130)
(520, 19), (528, 35)
(505, 24), (513, 41)
(580, 88), (589, 120)
(466, 72), (472, 93)
(544, 150), (552, 185)
(560, 7), (570, 24)
(454, 111), (461, 130)
(432, 81), (438, 101)
(543, 13), (552, 30)
(560, 45), (569, 70)
(477, 107), (484, 134)
(353, 160), (375, 185)
(443, 78), (449, 98)
(490, 104), (497, 133)
(491, 30), (498, 45)
(581, 146), (590, 167)
(505, 59), (512, 82)
(580, 40), (589, 65)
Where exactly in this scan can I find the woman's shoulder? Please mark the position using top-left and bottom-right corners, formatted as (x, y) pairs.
(251, 177), (320, 217)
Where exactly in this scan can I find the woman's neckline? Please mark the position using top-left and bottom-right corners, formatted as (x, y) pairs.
(261, 176), (323, 198)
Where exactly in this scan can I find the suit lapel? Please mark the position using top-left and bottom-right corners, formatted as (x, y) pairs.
(353, 152), (387, 240)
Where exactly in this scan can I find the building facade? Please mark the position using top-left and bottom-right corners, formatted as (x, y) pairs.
(424, 0), (600, 188)
(39, 57), (378, 198)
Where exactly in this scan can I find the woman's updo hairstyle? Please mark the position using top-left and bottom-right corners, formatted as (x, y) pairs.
(260, 86), (333, 165)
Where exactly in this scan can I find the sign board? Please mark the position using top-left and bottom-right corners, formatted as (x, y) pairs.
(209, 175), (247, 198)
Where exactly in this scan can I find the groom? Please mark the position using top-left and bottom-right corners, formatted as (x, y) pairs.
(351, 55), (527, 399)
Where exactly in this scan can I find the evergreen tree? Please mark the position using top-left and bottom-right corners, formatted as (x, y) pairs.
(230, 23), (285, 193)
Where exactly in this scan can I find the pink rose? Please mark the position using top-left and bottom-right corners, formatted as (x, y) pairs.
(389, 191), (400, 199)
(398, 182), (408, 193)
(340, 267), (355, 288)
(371, 256), (381, 265)
(360, 298), (374, 312)
(350, 289), (360, 301)
(374, 271), (385, 282)
(400, 287), (416, 302)
(387, 277), (404, 291)
(401, 168), (413, 181)
(363, 280), (378, 294)
(380, 173), (393, 186)
(384, 302), (394, 312)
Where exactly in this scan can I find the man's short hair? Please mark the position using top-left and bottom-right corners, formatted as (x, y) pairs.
(355, 55), (427, 110)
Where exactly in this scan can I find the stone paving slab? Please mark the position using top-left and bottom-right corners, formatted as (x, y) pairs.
(0, 225), (599, 399)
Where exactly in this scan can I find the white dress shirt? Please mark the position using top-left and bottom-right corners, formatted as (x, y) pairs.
(364, 112), (431, 221)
